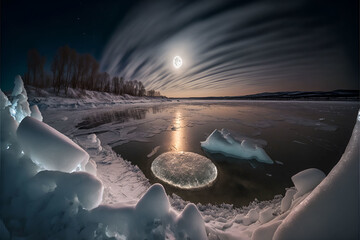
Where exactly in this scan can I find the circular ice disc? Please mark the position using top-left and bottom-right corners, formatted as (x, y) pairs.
(151, 151), (218, 189)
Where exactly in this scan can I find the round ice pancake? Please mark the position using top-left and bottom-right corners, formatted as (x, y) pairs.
(151, 151), (217, 189)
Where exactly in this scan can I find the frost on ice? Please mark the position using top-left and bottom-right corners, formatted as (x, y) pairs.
(201, 128), (273, 164)
(151, 151), (218, 189)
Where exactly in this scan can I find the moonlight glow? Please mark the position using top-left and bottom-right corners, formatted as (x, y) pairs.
(173, 56), (182, 69)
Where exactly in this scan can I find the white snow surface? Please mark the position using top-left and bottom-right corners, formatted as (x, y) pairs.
(17, 116), (90, 172)
(0, 89), (11, 109)
(201, 128), (273, 164)
(30, 104), (43, 121)
(1, 81), (359, 239)
(27, 85), (170, 110)
(9, 75), (31, 122)
(147, 145), (161, 158)
(291, 168), (326, 199)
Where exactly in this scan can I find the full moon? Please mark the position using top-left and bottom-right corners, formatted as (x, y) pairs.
(173, 56), (182, 69)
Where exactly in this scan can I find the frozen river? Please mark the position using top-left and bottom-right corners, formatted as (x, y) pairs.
(69, 101), (358, 207)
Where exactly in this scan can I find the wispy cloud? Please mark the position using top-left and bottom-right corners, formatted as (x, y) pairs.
(101, 0), (354, 97)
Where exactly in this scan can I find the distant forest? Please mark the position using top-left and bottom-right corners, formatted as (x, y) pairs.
(23, 46), (161, 97)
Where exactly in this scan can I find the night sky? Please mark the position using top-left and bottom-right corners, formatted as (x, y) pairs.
(1, 0), (359, 97)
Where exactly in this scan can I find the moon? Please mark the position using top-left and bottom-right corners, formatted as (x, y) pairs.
(173, 56), (182, 69)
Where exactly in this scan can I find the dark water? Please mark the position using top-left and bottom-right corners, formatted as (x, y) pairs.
(80, 101), (359, 207)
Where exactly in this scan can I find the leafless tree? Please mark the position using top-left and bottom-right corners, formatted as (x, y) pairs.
(25, 49), (46, 87)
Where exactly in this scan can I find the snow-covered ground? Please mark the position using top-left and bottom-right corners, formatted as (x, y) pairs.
(1, 77), (359, 239)
(26, 85), (171, 110)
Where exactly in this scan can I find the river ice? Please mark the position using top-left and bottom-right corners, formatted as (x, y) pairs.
(1, 80), (358, 239)
(151, 151), (218, 189)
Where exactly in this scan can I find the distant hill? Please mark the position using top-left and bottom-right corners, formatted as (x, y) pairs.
(176, 90), (359, 101)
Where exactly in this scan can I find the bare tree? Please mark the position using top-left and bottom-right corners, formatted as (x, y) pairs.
(147, 89), (155, 97)
(26, 49), (46, 87)
(25, 45), (159, 98)
(138, 81), (146, 96)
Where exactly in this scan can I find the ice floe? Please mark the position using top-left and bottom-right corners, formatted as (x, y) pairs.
(151, 151), (218, 189)
(201, 128), (273, 164)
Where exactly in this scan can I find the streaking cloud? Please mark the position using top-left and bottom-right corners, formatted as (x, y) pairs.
(101, 0), (353, 97)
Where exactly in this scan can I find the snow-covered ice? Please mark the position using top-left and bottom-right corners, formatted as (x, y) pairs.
(1, 78), (359, 239)
(30, 104), (43, 121)
(280, 188), (296, 213)
(151, 151), (218, 189)
(291, 168), (326, 199)
(242, 208), (260, 226)
(9, 75), (31, 123)
(258, 207), (275, 224)
(176, 203), (208, 239)
(0, 89), (11, 109)
(273, 113), (360, 240)
(201, 129), (273, 164)
(0, 81), (213, 239)
(147, 145), (160, 157)
(17, 116), (89, 172)
(82, 133), (103, 152)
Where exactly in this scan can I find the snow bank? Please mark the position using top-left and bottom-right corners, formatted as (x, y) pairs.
(0, 89), (11, 109)
(10, 75), (31, 122)
(0, 107), (19, 149)
(26, 85), (170, 110)
(30, 104), (43, 121)
(258, 207), (275, 224)
(291, 168), (325, 199)
(242, 208), (260, 226)
(86, 184), (206, 239)
(280, 188), (296, 213)
(176, 203), (208, 239)
(273, 111), (360, 240)
(26, 170), (103, 210)
(201, 129), (273, 164)
(252, 220), (282, 240)
(135, 183), (170, 219)
(82, 133), (103, 152)
(17, 116), (89, 172)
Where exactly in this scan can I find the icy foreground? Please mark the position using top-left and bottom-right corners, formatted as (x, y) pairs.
(17, 117), (90, 172)
(1, 77), (359, 239)
(201, 129), (273, 164)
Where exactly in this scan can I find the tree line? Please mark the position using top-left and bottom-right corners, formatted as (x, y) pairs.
(23, 46), (161, 97)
